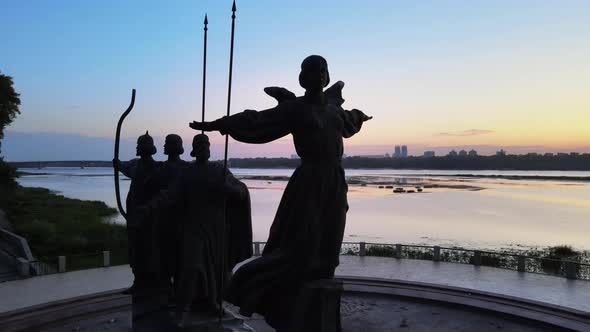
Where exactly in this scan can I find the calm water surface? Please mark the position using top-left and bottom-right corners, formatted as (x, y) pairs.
(17, 167), (590, 251)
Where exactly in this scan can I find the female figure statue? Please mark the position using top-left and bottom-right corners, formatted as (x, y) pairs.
(189, 55), (371, 330)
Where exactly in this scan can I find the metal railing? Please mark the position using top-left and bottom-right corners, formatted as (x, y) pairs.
(67, 253), (105, 272)
(27, 250), (126, 276)
(20, 243), (590, 281)
(29, 257), (59, 276)
(253, 241), (590, 281)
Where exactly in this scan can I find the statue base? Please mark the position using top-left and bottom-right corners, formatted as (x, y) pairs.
(132, 299), (254, 331)
(174, 310), (255, 331)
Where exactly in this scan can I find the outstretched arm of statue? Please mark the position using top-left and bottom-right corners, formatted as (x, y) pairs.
(189, 103), (292, 144)
(113, 159), (137, 178)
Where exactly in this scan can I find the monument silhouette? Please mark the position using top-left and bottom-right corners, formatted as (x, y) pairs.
(190, 55), (372, 331)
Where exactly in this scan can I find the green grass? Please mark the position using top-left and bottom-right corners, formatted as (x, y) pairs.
(0, 185), (127, 259)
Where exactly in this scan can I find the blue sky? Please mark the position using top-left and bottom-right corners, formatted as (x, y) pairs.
(2, 0), (589, 160)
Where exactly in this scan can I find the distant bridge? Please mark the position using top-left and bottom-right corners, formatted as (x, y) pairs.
(8, 161), (111, 169)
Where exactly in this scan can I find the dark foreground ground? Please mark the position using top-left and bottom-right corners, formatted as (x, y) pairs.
(42, 293), (565, 332)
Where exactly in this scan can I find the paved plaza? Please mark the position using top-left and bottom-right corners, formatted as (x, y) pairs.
(1, 256), (588, 314)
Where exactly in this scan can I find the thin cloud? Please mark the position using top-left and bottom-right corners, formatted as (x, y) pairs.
(436, 129), (494, 137)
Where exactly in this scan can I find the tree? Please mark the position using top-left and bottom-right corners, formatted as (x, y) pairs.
(0, 71), (21, 152)
(0, 71), (21, 188)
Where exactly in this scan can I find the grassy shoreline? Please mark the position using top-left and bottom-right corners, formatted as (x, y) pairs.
(0, 185), (126, 259)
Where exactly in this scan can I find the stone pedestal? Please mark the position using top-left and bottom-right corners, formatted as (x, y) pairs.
(132, 288), (254, 332)
(133, 306), (254, 332)
(287, 279), (343, 332)
(177, 310), (254, 332)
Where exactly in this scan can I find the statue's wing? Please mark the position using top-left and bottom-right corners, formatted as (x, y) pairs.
(263, 87), (296, 104)
(263, 81), (345, 107)
(324, 80), (346, 107)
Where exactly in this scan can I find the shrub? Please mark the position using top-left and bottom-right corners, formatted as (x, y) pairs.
(3, 186), (122, 257)
(541, 245), (580, 275)
(366, 245), (395, 257)
(550, 245), (579, 258)
(469, 255), (503, 267)
(0, 159), (17, 189)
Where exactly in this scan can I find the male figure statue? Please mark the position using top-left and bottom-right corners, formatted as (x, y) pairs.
(151, 134), (187, 295)
(146, 134), (252, 326)
(114, 131), (160, 294)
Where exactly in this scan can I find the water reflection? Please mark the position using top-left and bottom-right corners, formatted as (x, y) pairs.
(17, 167), (590, 251)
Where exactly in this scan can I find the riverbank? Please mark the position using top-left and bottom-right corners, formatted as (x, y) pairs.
(9, 153), (590, 171)
(0, 184), (125, 258)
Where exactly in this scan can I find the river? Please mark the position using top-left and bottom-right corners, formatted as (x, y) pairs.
(17, 167), (590, 251)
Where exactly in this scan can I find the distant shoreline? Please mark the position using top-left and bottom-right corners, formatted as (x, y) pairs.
(16, 170), (590, 183)
(8, 154), (590, 171)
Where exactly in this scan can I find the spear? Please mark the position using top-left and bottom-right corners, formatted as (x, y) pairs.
(219, 0), (237, 323)
(201, 14), (208, 133)
(223, 1), (237, 168)
(113, 89), (136, 220)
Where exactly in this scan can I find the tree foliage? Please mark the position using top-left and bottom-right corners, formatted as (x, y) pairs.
(0, 71), (21, 187)
(0, 71), (21, 143)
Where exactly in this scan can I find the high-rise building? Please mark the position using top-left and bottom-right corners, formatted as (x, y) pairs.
(423, 151), (435, 158)
(394, 145), (401, 158)
(448, 150), (458, 157)
(401, 145), (408, 158)
(459, 150), (468, 157)
(468, 149), (478, 156)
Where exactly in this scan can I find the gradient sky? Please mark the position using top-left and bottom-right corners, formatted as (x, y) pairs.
(2, 0), (589, 160)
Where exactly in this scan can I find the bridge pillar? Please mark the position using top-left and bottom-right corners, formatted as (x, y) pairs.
(565, 261), (577, 279)
(433, 246), (441, 261)
(58, 256), (66, 273)
(103, 251), (110, 267)
(517, 256), (526, 272)
(359, 242), (366, 257)
(16, 258), (30, 277)
(395, 244), (402, 259)
(473, 251), (482, 266)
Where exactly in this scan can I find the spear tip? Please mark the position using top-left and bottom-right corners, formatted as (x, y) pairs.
(232, 0), (236, 12)
(204, 14), (208, 25)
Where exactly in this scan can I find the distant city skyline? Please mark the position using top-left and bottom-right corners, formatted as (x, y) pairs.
(2, 1), (589, 160)
(3, 130), (589, 161)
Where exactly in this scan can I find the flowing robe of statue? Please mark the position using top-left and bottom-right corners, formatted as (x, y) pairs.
(222, 83), (367, 328)
(119, 158), (160, 287)
(151, 159), (187, 287)
(149, 161), (252, 312)
(226, 180), (254, 270)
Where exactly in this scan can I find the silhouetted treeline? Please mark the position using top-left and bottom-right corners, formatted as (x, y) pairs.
(9, 153), (590, 170)
(228, 154), (590, 171)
